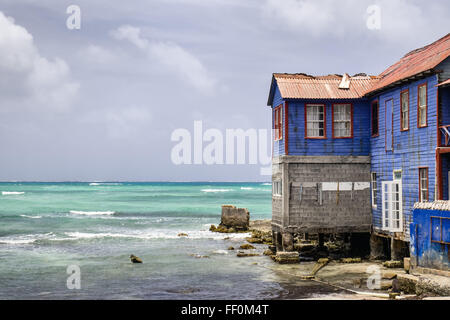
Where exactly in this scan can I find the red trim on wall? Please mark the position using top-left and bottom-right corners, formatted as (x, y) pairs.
(371, 100), (379, 137)
(284, 101), (289, 155)
(417, 83), (428, 128)
(418, 167), (429, 202)
(273, 104), (283, 141)
(436, 150), (443, 200)
(400, 89), (410, 132)
(437, 88), (441, 147)
(331, 103), (353, 139)
(305, 103), (326, 139)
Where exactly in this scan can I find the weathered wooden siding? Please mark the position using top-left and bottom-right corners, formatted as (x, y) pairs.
(370, 75), (439, 240)
(437, 56), (450, 82)
(285, 99), (371, 156)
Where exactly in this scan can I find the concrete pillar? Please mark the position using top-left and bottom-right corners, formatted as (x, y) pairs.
(370, 234), (385, 260)
(391, 238), (404, 261)
(275, 232), (283, 252)
(318, 233), (325, 248)
(282, 232), (294, 252)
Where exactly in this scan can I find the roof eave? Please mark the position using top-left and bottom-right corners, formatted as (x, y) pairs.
(364, 69), (438, 97)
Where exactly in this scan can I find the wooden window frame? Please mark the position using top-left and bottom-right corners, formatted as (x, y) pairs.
(385, 99), (394, 152)
(417, 83), (428, 128)
(371, 100), (379, 137)
(418, 167), (429, 202)
(305, 103), (326, 139)
(272, 180), (282, 196)
(332, 103), (353, 139)
(400, 89), (409, 131)
(371, 172), (377, 208)
(273, 105), (283, 141)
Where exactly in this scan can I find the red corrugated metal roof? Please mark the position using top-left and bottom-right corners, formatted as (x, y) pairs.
(269, 34), (450, 104)
(273, 73), (378, 100)
(368, 33), (450, 93)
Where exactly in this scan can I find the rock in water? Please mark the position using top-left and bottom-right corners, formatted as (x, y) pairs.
(130, 254), (143, 263)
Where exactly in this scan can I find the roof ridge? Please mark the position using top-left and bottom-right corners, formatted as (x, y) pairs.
(402, 33), (450, 59)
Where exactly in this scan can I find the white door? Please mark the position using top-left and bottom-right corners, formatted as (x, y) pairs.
(382, 181), (403, 232)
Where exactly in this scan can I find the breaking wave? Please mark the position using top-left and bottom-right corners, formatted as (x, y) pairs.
(20, 215), (42, 219)
(69, 210), (116, 216)
(201, 189), (231, 193)
(2, 191), (25, 195)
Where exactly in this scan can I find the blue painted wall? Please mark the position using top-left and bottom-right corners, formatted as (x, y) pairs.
(271, 85), (285, 157)
(370, 75), (439, 236)
(410, 208), (450, 270)
(286, 99), (371, 156)
(270, 97), (371, 156)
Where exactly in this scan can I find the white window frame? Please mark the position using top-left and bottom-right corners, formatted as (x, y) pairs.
(382, 180), (403, 232)
(306, 104), (325, 138)
(418, 84), (427, 127)
(419, 168), (428, 202)
(333, 104), (352, 138)
(371, 172), (377, 208)
(273, 180), (282, 196)
(400, 90), (409, 130)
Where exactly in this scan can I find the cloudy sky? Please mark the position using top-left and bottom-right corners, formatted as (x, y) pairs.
(0, 0), (449, 181)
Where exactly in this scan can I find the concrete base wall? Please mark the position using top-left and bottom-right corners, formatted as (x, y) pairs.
(272, 155), (372, 235)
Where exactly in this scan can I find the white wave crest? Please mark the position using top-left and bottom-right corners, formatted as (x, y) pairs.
(69, 210), (115, 216)
(201, 189), (231, 193)
(261, 183), (271, 186)
(20, 215), (42, 219)
(240, 187), (254, 190)
(2, 191), (25, 195)
(89, 183), (122, 186)
(212, 249), (229, 255)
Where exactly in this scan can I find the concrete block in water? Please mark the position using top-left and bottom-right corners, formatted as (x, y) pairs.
(220, 205), (249, 230)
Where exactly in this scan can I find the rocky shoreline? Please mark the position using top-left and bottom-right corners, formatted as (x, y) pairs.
(208, 218), (449, 300)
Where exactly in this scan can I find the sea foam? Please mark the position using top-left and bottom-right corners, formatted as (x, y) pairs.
(2, 191), (25, 195)
(69, 210), (115, 216)
(201, 189), (231, 193)
(20, 215), (42, 219)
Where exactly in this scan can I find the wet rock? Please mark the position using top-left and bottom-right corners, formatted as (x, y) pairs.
(382, 272), (398, 280)
(220, 205), (249, 231)
(177, 233), (188, 237)
(209, 225), (217, 232)
(340, 257), (362, 263)
(311, 258), (330, 276)
(378, 280), (393, 290)
(246, 237), (263, 244)
(189, 254), (210, 259)
(263, 249), (274, 256)
(397, 274), (419, 294)
(273, 251), (300, 264)
(227, 246), (235, 250)
(236, 251), (260, 257)
(383, 260), (404, 268)
(239, 244), (255, 250)
(130, 254), (143, 263)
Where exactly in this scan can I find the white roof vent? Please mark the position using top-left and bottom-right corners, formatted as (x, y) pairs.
(339, 73), (351, 89)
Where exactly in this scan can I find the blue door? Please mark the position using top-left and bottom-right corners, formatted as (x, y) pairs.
(385, 99), (393, 151)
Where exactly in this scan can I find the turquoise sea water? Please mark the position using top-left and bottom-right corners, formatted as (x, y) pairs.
(0, 182), (288, 299)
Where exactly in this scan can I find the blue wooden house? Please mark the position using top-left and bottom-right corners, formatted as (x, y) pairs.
(267, 33), (450, 261)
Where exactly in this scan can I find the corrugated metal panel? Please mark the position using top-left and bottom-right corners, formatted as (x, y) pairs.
(274, 74), (378, 100)
(271, 34), (450, 102)
(437, 79), (450, 87)
(368, 33), (450, 93)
